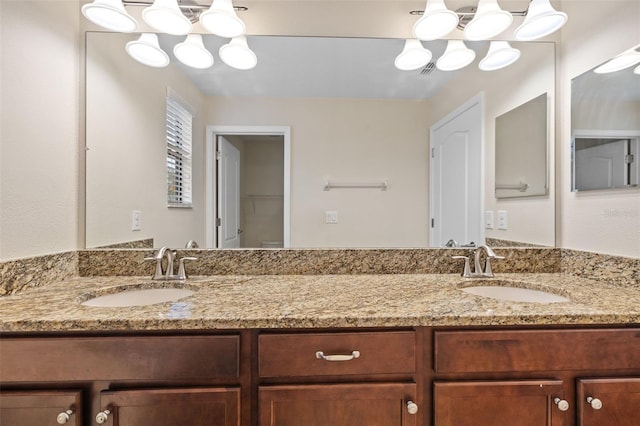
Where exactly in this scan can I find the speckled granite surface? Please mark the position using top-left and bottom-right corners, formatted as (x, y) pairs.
(94, 238), (154, 249)
(77, 248), (561, 277)
(1, 273), (639, 332)
(0, 252), (77, 296)
(562, 249), (640, 288)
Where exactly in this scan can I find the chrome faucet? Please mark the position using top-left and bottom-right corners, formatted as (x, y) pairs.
(453, 245), (504, 278)
(145, 247), (197, 280)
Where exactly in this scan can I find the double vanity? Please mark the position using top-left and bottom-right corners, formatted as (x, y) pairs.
(1, 247), (640, 426)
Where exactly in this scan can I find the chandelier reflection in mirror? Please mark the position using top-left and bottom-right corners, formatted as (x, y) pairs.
(81, 0), (255, 70)
(396, 0), (567, 72)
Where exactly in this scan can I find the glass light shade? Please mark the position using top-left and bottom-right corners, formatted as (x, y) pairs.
(219, 36), (257, 70)
(125, 33), (170, 68)
(413, 0), (459, 41)
(464, 0), (513, 40)
(479, 41), (521, 71)
(514, 0), (567, 41)
(635, 64), (640, 75)
(593, 49), (640, 74)
(142, 0), (192, 35)
(81, 0), (137, 32)
(174, 34), (214, 69)
(394, 39), (433, 71)
(436, 40), (476, 71)
(200, 0), (246, 38)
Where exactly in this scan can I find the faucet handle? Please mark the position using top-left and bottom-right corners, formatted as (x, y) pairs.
(452, 256), (472, 278)
(177, 257), (198, 280)
(144, 255), (165, 280)
(483, 254), (505, 277)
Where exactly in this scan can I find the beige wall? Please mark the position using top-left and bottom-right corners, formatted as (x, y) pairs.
(559, 0), (640, 257)
(85, 32), (207, 249)
(0, 0), (80, 260)
(207, 97), (430, 248)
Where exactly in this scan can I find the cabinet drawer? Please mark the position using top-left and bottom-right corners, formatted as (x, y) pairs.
(434, 329), (640, 374)
(259, 331), (415, 378)
(0, 335), (240, 382)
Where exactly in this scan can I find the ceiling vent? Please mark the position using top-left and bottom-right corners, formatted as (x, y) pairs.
(420, 62), (436, 76)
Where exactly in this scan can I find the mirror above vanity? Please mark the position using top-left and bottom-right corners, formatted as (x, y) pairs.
(85, 31), (556, 250)
(571, 44), (640, 192)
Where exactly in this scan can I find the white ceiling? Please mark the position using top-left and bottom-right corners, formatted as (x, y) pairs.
(159, 34), (496, 100)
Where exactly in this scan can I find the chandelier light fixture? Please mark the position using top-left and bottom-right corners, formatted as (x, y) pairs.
(81, 0), (137, 32)
(126, 33), (170, 68)
(593, 47), (640, 74)
(513, 0), (568, 41)
(413, 0), (459, 41)
(142, 0), (192, 36)
(436, 40), (476, 71)
(219, 35), (258, 70)
(200, 0), (247, 38)
(479, 41), (521, 71)
(394, 39), (433, 71)
(400, 0), (567, 72)
(82, 0), (256, 70)
(174, 34), (215, 69)
(463, 0), (513, 41)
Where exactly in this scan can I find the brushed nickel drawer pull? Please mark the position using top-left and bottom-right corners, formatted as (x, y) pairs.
(315, 350), (360, 361)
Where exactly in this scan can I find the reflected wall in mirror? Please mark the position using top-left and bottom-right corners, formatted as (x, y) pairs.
(495, 93), (548, 199)
(571, 44), (640, 192)
(86, 32), (555, 249)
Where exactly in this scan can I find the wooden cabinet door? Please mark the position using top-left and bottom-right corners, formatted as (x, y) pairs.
(578, 378), (640, 426)
(259, 383), (419, 426)
(97, 387), (240, 426)
(0, 390), (82, 426)
(434, 380), (566, 426)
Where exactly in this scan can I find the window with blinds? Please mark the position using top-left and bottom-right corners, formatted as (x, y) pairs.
(167, 96), (193, 207)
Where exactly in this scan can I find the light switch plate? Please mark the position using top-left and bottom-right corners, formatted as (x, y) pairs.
(497, 210), (508, 230)
(325, 210), (338, 224)
(132, 210), (142, 231)
(485, 210), (494, 229)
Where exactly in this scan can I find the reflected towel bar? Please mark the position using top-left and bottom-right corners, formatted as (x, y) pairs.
(324, 181), (388, 191)
(496, 183), (529, 192)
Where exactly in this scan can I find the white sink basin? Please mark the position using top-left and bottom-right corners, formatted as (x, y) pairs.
(81, 287), (195, 308)
(461, 283), (570, 303)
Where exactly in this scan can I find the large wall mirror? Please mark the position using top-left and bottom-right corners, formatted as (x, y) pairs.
(86, 32), (556, 250)
(571, 44), (640, 192)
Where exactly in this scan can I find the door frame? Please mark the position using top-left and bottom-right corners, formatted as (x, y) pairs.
(429, 93), (485, 247)
(206, 125), (291, 249)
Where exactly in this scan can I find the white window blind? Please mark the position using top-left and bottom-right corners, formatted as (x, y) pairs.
(167, 96), (193, 207)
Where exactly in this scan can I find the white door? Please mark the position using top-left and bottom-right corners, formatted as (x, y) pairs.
(575, 139), (627, 191)
(430, 96), (483, 247)
(217, 136), (241, 248)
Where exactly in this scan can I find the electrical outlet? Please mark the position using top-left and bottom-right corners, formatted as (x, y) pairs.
(325, 210), (338, 224)
(485, 210), (494, 229)
(132, 210), (142, 231)
(497, 210), (508, 230)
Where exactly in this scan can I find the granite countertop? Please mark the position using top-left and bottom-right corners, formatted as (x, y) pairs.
(1, 273), (639, 332)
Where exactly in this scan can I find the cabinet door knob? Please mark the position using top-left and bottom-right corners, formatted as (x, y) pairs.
(554, 397), (570, 411)
(95, 409), (111, 424)
(56, 409), (73, 424)
(587, 396), (603, 410)
(406, 401), (419, 415)
(315, 350), (360, 361)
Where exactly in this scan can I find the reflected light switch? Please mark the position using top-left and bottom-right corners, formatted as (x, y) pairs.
(325, 210), (338, 224)
(497, 210), (508, 230)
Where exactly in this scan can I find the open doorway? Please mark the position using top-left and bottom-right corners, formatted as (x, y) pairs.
(206, 126), (291, 249)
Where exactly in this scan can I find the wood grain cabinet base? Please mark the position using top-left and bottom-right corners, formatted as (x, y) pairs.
(259, 383), (419, 426)
(434, 380), (566, 426)
(0, 390), (82, 426)
(97, 387), (240, 426)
